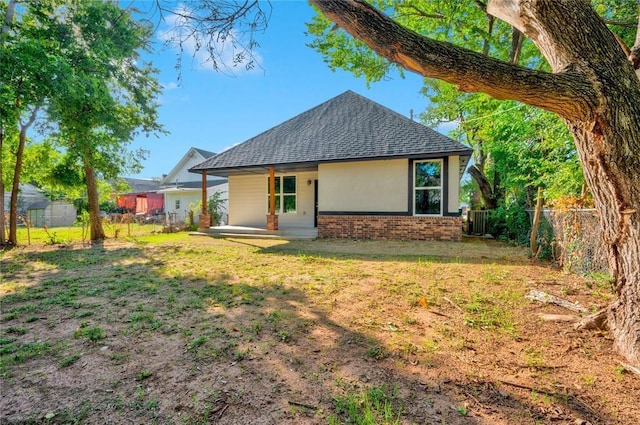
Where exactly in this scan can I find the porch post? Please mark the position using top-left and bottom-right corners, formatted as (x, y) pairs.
(267, 166), (278, 230)
(198, 171), (211, 230)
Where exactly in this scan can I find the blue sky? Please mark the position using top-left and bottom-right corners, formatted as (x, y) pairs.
(130, 0), (443, 179)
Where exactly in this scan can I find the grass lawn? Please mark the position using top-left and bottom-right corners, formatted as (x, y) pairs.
(1, 233), (636, 424)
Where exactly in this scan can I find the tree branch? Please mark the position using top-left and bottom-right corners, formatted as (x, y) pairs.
(311, 0), (597, 121)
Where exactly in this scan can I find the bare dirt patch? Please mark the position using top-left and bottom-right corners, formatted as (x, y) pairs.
(1, 235), (638, 424)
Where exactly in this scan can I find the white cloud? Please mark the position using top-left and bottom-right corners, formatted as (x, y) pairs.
(220, 142), (241, 152)
(161, 81), (179, 90)
(158, 4), (263, 75)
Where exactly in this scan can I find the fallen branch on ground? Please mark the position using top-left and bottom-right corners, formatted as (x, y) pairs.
(288, 401), (318, 410)
(443, 296), (465, 314)
(537, 313), (580, 322)
(526, 290), (588, 313)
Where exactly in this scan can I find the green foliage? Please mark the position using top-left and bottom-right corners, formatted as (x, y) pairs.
(74, 325), (105, 342)
(42, 226), (66, 245)
(59, 353), (81, 367)
(2, 0), (163, 241)
(487, 200), (531, 245)
(330, 384), (402, 425)
(207, 192), (227, 226)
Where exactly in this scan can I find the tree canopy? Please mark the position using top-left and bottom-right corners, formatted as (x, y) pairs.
(1, 0), (163, 242)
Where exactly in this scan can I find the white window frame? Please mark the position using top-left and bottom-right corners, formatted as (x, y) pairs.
(175, 199), (181, 211)
(266, 175), (297, 214)
(413, 159), (443, 216)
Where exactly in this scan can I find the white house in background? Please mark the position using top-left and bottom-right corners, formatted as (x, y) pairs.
(3, 183), (48, 214)
(158, 147), (228, 223)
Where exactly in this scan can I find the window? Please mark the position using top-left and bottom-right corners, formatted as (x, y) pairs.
(414, 160), (442, 215)
(267, 175), (296, 214)
(175, 199), (180, 210)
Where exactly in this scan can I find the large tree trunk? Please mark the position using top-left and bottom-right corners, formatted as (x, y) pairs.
(8, 107), (38, 246)
(0, 127), (5, 246)
(311, 0), (640, 365)
(83, 161), (106, 241)
(467, 164), (497, 209)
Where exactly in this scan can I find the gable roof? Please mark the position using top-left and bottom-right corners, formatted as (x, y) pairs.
(161, 147), (217, 185)
(193, 148), (216, 158)
(191, 91), (472, 176)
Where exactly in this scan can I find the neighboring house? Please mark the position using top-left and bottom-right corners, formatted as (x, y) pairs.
(3, 183), (48, 214)
(116, 178), (164, 216)
(27, 200), (77, 227)
(158, 147), (228, 223)
(190, 91), (472, 241)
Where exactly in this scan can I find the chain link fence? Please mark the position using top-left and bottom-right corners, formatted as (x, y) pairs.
(543, 209), (609, 275)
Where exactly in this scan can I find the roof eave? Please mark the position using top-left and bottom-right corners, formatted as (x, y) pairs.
(191, 149), (474, 177)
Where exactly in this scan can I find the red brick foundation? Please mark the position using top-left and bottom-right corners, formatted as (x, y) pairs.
(317, 215), (463, 241)
(198, 214), (211, 230)
(266, 214), (279, 231)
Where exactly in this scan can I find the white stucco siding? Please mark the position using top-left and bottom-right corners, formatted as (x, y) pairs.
(318, 159), (408, 212)
(447, 155), (460, 214)
(228, 172), (317, 228)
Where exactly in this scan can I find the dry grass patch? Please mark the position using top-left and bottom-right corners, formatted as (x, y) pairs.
(0, 234), (636, 424)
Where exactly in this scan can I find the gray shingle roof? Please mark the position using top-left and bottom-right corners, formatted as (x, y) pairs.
(122, 178), (161, 194)
(193, 148), (216, 159)
(172, 179), (227, 189)
(191, 91), (471, 174)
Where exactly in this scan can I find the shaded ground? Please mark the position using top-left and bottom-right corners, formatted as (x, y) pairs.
(1, 235), (638, 424)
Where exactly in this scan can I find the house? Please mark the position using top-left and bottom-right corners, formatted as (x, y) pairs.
(116, 178), (164, 216)
(3, 183), (48, 214)
(27, 200), (77, 227)
(189, 91), (472, 241)
(158, 147), (228, 223)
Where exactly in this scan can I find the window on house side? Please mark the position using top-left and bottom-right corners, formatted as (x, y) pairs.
(175, 199), (180, 210)
(414, 160), (442, 215)
(267, 175), (297, 214)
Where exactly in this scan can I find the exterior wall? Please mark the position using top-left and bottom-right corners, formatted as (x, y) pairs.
(48, 202), (77, 227)
(164, 192), (200, 223)
(164, 184), (228, 223)
(318, 215), (463, 241)
(172, 155), (208, 183)
(27, 201), (77, 227)
(228, 171), (317, 228)
(318, 159), (408, 212)
(447, 155), (460, 214)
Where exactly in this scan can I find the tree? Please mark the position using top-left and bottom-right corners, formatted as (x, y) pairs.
(308, 0), (640, 366)
(1, 0), (59, 246)
(43, 1), (162, 241)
